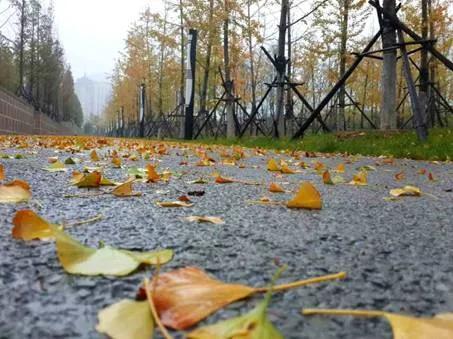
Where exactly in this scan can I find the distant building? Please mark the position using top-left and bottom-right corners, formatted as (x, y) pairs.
(75, 75), (111, 117)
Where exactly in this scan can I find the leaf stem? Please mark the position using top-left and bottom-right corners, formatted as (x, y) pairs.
(302, 308), (385, 318)
(144, 278), (173, 339)
(255, 271), (346, 293)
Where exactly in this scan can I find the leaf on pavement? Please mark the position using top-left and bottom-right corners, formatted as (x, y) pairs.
(187, 269), (284, 339)
(5, 179), (30, 190)
(51, 225), (173, 276)
(90, 150), (100, 162)
(111, 156), (122, 168)
(147, 164), (160, 182)
(215, 175), (234, 184)
(112, 178), (141, 197)
(0, 182), (31, 203)
(156, 201), (193, 208)
(336, 163), (345, 173)
(185, 216), (225, 224)
(287, 182), (322, 210)
(0, 164), (4, 180)
(302, 308), (453, 339)
(43, 160), (67, 172)
(96, 300), (153, 339)
(322, 171), (334, 185)
(267, 158), (280, 172)
(394, 171), (405, 181)
(147, 267), (345, 330)
(73, 171), (102, 188)
(12, 209), (54, 240)
(390, 185), (422, 197)
(349, 171), (368, 186)
(269, 182), (285, 193)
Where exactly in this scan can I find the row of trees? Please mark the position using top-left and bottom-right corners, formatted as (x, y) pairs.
(103, 0), (452, 137)
(0, 0), (83, 127)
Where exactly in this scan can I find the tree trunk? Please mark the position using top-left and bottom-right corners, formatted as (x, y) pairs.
(338, 0), (349, 131)
(247, 0), (257, 118)
(224, 0), (235, 138)
(275, 0), (288, 138)
(285, 3), (294, 135)
(199, 0), (214, 119)
(179, 0), (185, 137)
(380, 0), (397, 130)
(419, 0), (429, 125)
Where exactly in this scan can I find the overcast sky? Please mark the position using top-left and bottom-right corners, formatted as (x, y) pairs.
(53, 0), (164, 80)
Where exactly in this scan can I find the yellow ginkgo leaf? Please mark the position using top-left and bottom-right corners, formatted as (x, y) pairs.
(287, 182), (322, 210)
(281, 163), (296, 174)
(43, 160), (67, 172)
(147, 164), (160, 182)
(156, 201), (193, 208)
(96, 300), (153, 339)
(51, 225), (173, 276)
(90, 150), (100, 161)
(269, 182), (285, 193)
(336, 163), (345, 173)
(0, 184), (31, 203)
(349, 171), (368, 186)
(112, 178), (141, 197)
(302, 308), (453, 339)
(390, 185), (422, 197)
(74, 171), (102, 188)
(12, 210), (54, 240)
(267, 158), (280, 172)
(185, 216), (225, 224)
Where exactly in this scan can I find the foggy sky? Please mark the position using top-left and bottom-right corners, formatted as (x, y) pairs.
(53, 0), (164, 80)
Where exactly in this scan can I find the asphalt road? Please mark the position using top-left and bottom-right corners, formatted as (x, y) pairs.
(0, 137), (452, 339)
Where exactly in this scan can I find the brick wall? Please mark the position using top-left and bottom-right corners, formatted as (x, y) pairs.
(0, 87), (77, 135)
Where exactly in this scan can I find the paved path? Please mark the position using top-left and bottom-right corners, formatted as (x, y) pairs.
(0, 136), (452, 339)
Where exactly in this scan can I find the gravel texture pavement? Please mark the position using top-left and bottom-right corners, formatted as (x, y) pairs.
(0, 136), (452, 339)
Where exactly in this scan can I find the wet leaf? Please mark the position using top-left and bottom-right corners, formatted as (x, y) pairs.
(0, 183), (31, 203)
(156, 201), (193, 208)
(52, 225), (173, 276)
(302, 309), (453, 339)
(269, 182), (285, 193)
(43, 160), (67, 172)
(390, 186), (422, 197)
(96, 300), (153, 339)
(185, 216), (225, 224)
(287, 182), (322, 210)
(349, 171), (368, 186)
(12, 210), (53, 240)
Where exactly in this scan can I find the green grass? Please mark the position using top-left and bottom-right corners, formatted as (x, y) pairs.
(194, 128), (453, 161)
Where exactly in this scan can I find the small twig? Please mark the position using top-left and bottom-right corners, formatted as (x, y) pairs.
(64, 214), (104, 228)
(255, 271), (347, 293)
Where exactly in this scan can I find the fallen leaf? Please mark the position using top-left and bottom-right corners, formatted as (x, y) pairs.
(178, 195), (192, 202)
(269, 182), (285, 193)
(185, 216), (224, 224)
(147, 164), (160, 182)
(302, 308), (453, 339)
(90, 150), (100, 161)
(111, 156), (122, 168)
(322, 171), (334, 185)
(349, 171), (368, 186)
(313, 162), (325, 172)
(52, 226), (173, 276)
(156, 201), (193, 208)
(287, 182), (322, 210)
(267, 158), (280, 172)
(64, 157), (78, 165)
(73, 171), (102, 188)
(5, 179), (30, 190)
(148, 267), (345, 330)
(390, 186), (422, 197)
(43, 160), (67, 172)
(0, 164), (4, 180)
(215, 176), (234, 184)
(0, 183), (31, 203)
(395, 171), (405, 181)
(188, 270), (284, 339)
(428, 172), (436, 181)
(336, 163), (345, 173)
(96, 300), (153, 339)
(12, 210), (53, 240)
(112, 178), (141, 197)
